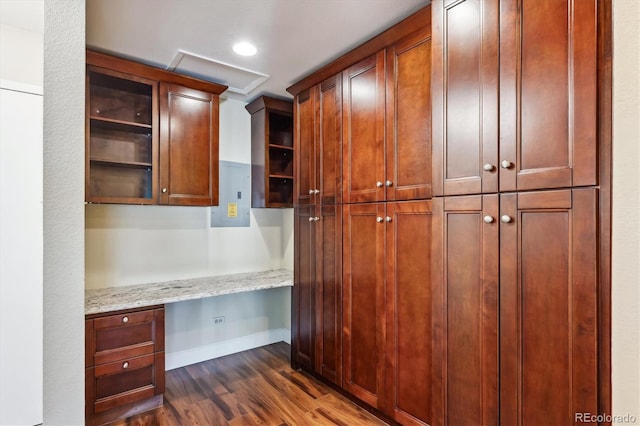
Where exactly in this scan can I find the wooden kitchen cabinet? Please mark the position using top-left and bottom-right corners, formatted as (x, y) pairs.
(159, 83), (219, 206)
(431, 195), (499, 426)
(294, 74), (342, 206)
(246, 96), (294, 208)
(500, 188), (599, 425)
(292, 203), (342, 386)
(85, 306), (165, 423)
(432, 0), (598, 195)
(85, 50), (226, 205)
(342, 201), (432, 425)
(86, 67), (158, 204)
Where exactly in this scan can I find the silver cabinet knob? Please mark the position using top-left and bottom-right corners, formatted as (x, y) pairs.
(385, 180), (393, 187)
(483, 163), (495, 171)
(385, 216), (392, 223)
(501, 215), (512, 223)
(376, 181), (384, 188)
(122, 361), (129, 369)
(501, 160), (513, 169)
(162, 188), (167, 193)
(314, 189), (320, 194)
(483, 215), (495, 223)
(122, 316), (129, 323)
(376, 217), (384, 223)
(308, 189), (314, 195)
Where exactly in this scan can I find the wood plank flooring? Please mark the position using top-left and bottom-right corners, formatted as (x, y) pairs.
(109, 342), (388, 425)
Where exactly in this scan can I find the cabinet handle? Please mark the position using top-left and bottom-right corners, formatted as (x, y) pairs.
(483, 215), (495, 223)
(376, 181), (384, 188)
(501, 160), (513, 169)
(376, 217), (384, 223)
(385, 180), (393, 187)
(314, 189), (320, 194)
(501, 215), (513, 223)
(122, 316), (129, 323)
(483, 163), (495, 171)
(162, 188), (167, 193)
(122, 361), (129, 369)
(385, 216), (392, 223)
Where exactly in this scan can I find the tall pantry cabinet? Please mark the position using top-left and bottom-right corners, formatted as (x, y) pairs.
(431, 1), (607, 426)
(291, 6), (433, 426)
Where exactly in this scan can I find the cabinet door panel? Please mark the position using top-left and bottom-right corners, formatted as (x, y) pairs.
(385, 201), (432, 425)
(432, 195), (499, 426)
(294, 88), (316, 205)
(342, 203), (385, 407)
(318, 75), (342, 205)
(314, 204), (342, 385)
(159, 83), (218, 206)
(500, 189), (598, 425)
(432, 0), (499, 196)
(386, 31), (432, 201)
(500, 0), (597, 191)
(293, 205), (315, 369)
(343, 53), (386, 204)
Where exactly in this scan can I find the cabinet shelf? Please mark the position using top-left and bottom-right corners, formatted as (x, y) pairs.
(89, 116), (152, 131)
(90, 158), (153, 168)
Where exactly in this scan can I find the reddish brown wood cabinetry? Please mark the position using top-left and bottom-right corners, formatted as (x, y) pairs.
(500, 188), (599, 426)
(85, 306), (165, 423)
(85, 50), (226, 206)
(246, 96), (294, 208)
(159, 83), (219, 206)
(342, 201), (432, 425)
(433, 0), (598, 195)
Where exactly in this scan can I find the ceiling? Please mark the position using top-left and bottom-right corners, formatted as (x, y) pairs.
(86, 0), (429, 101)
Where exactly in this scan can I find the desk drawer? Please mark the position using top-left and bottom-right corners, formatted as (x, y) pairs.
(86, 306), (164, 366)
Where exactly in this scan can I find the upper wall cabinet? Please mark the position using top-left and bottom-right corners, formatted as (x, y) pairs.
(247, 96), (294, 208)
(432, 0), (598, 195)
(85, 50), (227, 205)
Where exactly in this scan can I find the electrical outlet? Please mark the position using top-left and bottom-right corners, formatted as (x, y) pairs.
(213, 316), (225, 325)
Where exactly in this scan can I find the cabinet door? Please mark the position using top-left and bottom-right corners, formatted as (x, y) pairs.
(386, 29), (432, 201)
(342, 203), (386, 408)
(293, 205), (316, 370)
(500, 189), (598, 425)
(431, 195), (499, 426)
(317, 75), (342, 205)
(159, 83), (219, 206)
(342, 52), (386, 204)
(384, 201), (433, 425)
(499, 0), (597, 191)
(431, 0), (499, 196)
(314, 204), (342, 385)
(294, 88), (316, 205)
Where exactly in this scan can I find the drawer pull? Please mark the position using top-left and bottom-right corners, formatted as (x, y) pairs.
(122, 361), (129, 369)
(122, 316), (129, 323)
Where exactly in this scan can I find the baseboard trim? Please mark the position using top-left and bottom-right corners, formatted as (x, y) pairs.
(165, 328), (291, 370)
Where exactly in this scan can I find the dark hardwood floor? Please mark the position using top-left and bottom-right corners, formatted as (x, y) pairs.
(109, 342), (388, 425)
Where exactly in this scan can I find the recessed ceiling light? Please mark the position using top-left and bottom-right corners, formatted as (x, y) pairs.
(233, 42), (257, 56)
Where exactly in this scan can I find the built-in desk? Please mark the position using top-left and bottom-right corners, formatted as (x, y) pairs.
(84, 269), (293, 424)
(85, 269), (293, 315)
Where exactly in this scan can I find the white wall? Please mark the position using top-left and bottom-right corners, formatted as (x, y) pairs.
(43, 1), (85, 424)
(612, 0), (640, 423)
(0, 24), (43, 87)
(0, 83), (43, 425)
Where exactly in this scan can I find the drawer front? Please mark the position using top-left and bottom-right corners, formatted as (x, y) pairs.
(89, 308), (164, 365)
(88, 352), (164, 414)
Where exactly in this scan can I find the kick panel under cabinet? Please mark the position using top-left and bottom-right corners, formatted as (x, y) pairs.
(291, 2), (610, 426)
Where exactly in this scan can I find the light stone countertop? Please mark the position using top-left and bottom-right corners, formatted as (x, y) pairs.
(85, 269), (293, 315)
